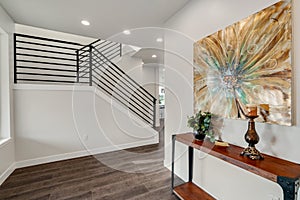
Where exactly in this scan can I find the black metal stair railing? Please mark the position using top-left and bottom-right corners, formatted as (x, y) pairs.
(77, 43), (157, 128)
(14, 33), (156, 128)
(14, 33), (84, 84)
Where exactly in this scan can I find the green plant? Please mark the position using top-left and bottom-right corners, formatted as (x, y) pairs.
(187, 110), (215, 142)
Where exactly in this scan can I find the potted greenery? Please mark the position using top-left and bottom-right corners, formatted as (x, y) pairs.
(187, 110), (215, 142)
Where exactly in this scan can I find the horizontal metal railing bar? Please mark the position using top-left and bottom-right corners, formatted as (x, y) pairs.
(78, 39), (101, 51)
(109, 54), (119, 61)
(129, 91), (154, 112)
(17, 66), (77, 73)
(92, 51), (153, 106)
(16, 53), (76, 61)
(17, 59), (76, 67)
(92, 67), (153, 116)
(93, 40), (112, 49)
(92, 47), (156, 101)
(17, 72), (76, 78)
(96, 43), (119, 55)
(79, 67), (90, 74)
(97, 42), (119, 53)
(16, 47), (76, 56)
(78, 44), (120, 66)
(92, 78), (152, 124)
(95, 41), (114, 51)
(92, 53), (153, 108)
(79, 75), (89, 78)
(78, 49), (90, 57)
(78, 57), (90, 64)
(104, 49), (120, 60)
(16, 40), (79, 51)
(15, 33), (83, 46)
(79, 65), (89, 71)
(17, 79), (76, 83)
(78, 53), (89, 60)
(93, 79), (151, 124)
(100, 43), (119, 52)
(93, 40), (108, 48)
(91, 60), (154, 112)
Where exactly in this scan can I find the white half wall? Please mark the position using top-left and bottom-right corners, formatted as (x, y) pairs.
(14, 84), (158, 167)
(164, 0), (300, 199)
(0, 4), (15, 185)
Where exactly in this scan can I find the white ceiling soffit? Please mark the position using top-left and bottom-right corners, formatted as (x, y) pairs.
(0, 0), (190, 39)
(133, 48), (164, 64)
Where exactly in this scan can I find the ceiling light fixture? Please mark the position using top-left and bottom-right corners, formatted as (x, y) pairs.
(152, 54), (157, 58)
(123, 30), (131, 35)
(156, 38), (163, 42)
(81, 20), (90, 26)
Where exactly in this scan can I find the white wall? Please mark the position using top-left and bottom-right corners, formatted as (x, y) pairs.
(0, 5), (15, 185)
(164, 0), (299, 199)
(14, 85), (158, 166)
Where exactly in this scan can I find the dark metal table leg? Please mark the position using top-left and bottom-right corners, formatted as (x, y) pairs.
(171, 135), (175, 189)
(188, 146), (194, 182)
(277, 177), (299, 200)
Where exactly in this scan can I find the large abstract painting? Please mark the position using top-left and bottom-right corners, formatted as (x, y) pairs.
(193, 0), (292, 126)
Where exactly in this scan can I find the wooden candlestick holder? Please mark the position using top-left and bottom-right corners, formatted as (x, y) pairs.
(240, 115), (264, 160)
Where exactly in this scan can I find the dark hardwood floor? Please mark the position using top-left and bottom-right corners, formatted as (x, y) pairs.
(0, 119), (182, 200)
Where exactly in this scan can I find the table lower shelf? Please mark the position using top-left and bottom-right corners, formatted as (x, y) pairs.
(173, 182), (216, 200)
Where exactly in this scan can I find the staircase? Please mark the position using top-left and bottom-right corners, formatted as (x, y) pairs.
(14, 33), (157, 128)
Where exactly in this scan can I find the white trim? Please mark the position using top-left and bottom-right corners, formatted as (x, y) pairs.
(15, 150), (90, 169)
(0, 163), (15, 185)
(0, 138), (11, 148)
(15, 137), (158, 169)
(13, 84), (92, 91)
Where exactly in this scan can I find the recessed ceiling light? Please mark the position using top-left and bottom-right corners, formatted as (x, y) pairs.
(156, 38), (163, 42)
(81, 20), (90, 26)
(152, 54), (157, 58)
(123, 30), (131, 35)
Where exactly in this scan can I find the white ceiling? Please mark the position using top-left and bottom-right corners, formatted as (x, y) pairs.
(0, 0), (189, 39)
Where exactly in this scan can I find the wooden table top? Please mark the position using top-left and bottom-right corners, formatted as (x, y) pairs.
(175, 133), (300, 182)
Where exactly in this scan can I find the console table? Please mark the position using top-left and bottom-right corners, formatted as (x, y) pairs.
(171, 133), (300, 200)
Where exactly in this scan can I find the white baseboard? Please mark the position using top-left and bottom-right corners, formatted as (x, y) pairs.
(15, 138), (158, 169)
(15, 150), (90, 169)
(0, 163), (16, 185)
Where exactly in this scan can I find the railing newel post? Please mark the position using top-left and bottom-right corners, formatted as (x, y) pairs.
(89, 45), (93, 86)
(153, 98), (157, 128)
(76, 50), (79, 83)
(14, 34), (17, 83)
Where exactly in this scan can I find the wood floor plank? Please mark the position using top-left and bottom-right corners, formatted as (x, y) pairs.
(0, 120), (182, 200)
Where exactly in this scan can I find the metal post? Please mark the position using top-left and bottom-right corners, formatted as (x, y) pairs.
(152, 98), (156, 128)
(277, 177), (299, 200)
(119, 43), (122, 57)
(76, 50), (79, 83)
(171, 135), (176, 190)
(188, 146), (194, 182)
(14, 34), (17, 83)
(89, 46), (93, 86)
